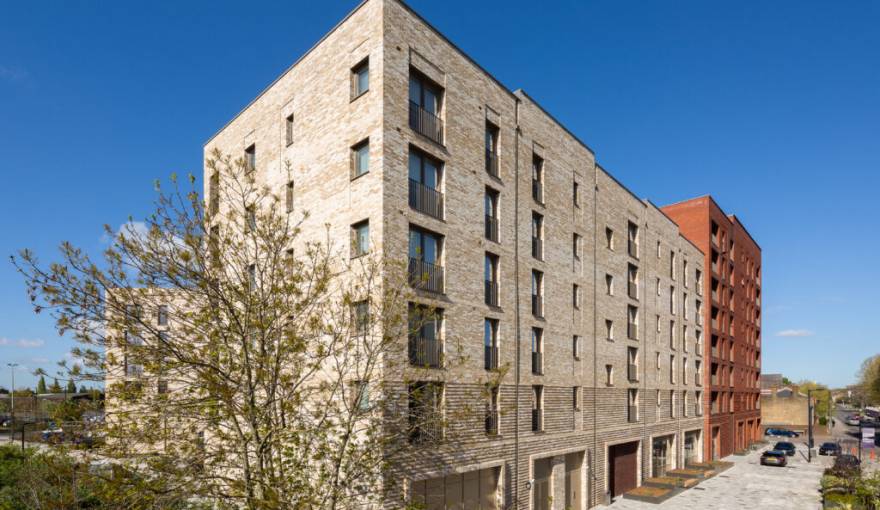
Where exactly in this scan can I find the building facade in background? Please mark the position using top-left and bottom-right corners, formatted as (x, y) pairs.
(662, 197), (762, 460)
(200, 0), (712, 507)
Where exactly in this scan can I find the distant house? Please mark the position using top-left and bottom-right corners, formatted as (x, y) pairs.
(761, 387), (810, 433)
(761, 373), (784, 393)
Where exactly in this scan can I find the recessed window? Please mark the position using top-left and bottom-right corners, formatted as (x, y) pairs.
(606, 319), (614, 341)
(572, 284), (581, 309)
(352, 301), (370, 337)
(285, 181), (294, 213)
(245, 205), (256, 233)
(573, 335), (581, 359)
(573, 233), (582, 260)
(573, 386), (581, 410)
(606, 364), (614, 386)
(351, 220), (370, 258)
(351, 139), (370, 179)
(285, 114), (294, 146)
(352, 58), (369, 98)
(157, 305), (168, 326)
(606, 274), (614, 295)
(245, 144), (256, 172)
(573, 181), (580, 207)
(606, 227), (614, 250)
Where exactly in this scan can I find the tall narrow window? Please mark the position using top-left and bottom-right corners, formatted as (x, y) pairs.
(246, 205), (256, 233)
(286, 181), (294, 213)
(532, 386), (544, 431)
(352, 300), (370, 337)
(606, 319), (614, 341)
(209, 172), (219, 215)
(628, 389), (639, 422)
(245, 144), (255, 172)
(627, 221), (639, 258)
(573, 233), (582, 261)
(351, 220), (369, 258)
(285, 114), (294, 145)
(157, 305), (168, 326)
(627, 305), (638, 340)
(409, 70), (444, 144)
(352, 58), (369, 98)
(572, 284), (581, 309)
(485, 122), (499, 177)
(484, 318), (499, 370)
(573, 335), (581, 359)
(408, 226), (444, 293)
(408, 148), (443, 219)
(606, 274), (614, 295)
(486, 385), (499, 435)
(351, 139), (370, 179)
(484, 187), (499, 242)
(531, 154), (544, 204)
(627, 264), (638, 300)
(247, 264), (256, 290)
(606, 227), (614, 250)
(531, 212), (544, 261)
(573, 181), (580, 207)
(573, 386), (581, 410)
(627, 347), (639, 382)
(531, 270), (543, 318)
(484, 253), (499, 307)
(531, 327), (543, 375)
(408, 381), (442, 443)
(408, 305), (443, 368)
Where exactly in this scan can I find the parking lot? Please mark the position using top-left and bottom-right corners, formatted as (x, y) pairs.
(609, 442), (831, 509)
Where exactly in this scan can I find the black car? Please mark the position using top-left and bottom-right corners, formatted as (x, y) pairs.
(760, 450), (788, 467)
(819, 442), (841, 456)
(773, 441), (797, 456)
(765, 428), (800, 438)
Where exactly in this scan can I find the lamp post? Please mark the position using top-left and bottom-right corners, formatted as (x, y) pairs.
(807, 389), (813, 462)
(6, 363), (18, 443)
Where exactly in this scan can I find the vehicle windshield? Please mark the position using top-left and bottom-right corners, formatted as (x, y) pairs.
(822, 443), (836, 448)
(775, 442), (793, 448)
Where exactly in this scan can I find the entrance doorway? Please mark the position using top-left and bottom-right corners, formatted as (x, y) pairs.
(651, 435), (675, 477)
(711, 426), (721, 460)
(533, 457), (551, 510)
(684, 430), (701, 466)
(565, 452), (584, 510)
(608, 441), (639, 498)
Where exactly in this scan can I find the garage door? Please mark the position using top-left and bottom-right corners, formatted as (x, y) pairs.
(609, 441), (639, 497)
(411, 466), (500, 509)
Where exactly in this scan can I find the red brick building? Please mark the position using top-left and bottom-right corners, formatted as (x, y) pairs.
(662, 196), (762, 460)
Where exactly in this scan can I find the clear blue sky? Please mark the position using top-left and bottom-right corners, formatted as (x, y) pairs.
(1, 0), (877, 390)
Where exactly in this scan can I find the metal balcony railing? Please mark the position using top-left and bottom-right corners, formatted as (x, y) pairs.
(485, 150), (499, 178)
(532, 180), (543, 203)
(627, 365), (638, 382)
(408, 179), (444, 220)
(531, 352), (543, 375)
(485, 215), (499, 242)
(485, 410), (499, 435)
(484, 344), (499, 371)
(408, 257), (444, 294)
(485, 280), (499, 307)
(410, 412), (443, 444)
(628, 281), (638, 300)
(627, 406), (638, 423)
(532, 409), (543, 431)
(531, 295), (543, 318)
(408, 336), (442, 368)
(532, 237), (543, 260)
(409, 101), (443, 144)
(627, 323), (638, 341)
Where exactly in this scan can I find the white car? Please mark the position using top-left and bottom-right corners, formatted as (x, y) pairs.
(846, 416), (860, 426)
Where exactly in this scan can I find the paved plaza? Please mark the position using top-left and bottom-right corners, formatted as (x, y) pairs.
(609, 443), (832, 510)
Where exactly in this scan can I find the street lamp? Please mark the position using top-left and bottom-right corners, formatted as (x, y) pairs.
(6, 363), (18, 443)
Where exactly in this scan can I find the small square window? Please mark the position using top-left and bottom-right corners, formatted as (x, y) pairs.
(352, 139), (370, 179)
(351, 220), (370, 258)
(352, 58), (369, 98)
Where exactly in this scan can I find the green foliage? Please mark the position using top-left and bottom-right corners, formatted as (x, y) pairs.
(798, 380), (831, 419)
(48, 378), (62, 393)
(782, 376), (792, 385)
(858, 355), (880, 405)
(36, 376), (46, 394)
(66, 379), (77, 393)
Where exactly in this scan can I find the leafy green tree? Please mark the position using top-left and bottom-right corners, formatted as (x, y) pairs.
(13, 153), (480, 509)
(857, 355), (880, 405)
(47, 378), (62, 393)
(36, 376), (46, 394)
(798, 380), (831, 419)
(65, 379), (76, 394)
(78, 385), (89, 393)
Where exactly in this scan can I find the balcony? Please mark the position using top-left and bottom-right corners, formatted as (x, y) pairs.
(408, 257), (444, 294)
(627, 406), (638, 423)
(627, 365), (638, 382)
(628, 241), (639, 259)
(485, 410), (499, 435)
(409, 101), (443, 144)
(408, 336), (442, 368)
(532, 180), (543, 204)
(532, 409), (543, 431)
(408, 179), (444, 220)
(484, 280), (499, 307)
(485, 215), (499, 242)
(532, 237), (543, 260)
(485, 150), (499, 178)
(531, 352), (543, 375)
(410, 412), (443, 444)
(627, 323), (638, 341)
(485, 344), (499, 370)
(531, 295), (543, 318)
(628, 281), (638, 300)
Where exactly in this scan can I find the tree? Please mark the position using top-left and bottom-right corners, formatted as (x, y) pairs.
(13, 152), (482, 509)
(857, 355), (880, 405)
(48, 378), (62, 393)
(782, 376), (792, 386)
(36, 376), (46, 394)
(65, 379), (77, 394)
(78, 385), (89, 394)
(798, 380), (831, 421)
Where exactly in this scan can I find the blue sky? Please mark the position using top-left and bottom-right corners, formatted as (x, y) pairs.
(1, 0), (878, 390)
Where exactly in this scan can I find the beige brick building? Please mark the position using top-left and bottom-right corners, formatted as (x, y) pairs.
(203, 0), (707, 507)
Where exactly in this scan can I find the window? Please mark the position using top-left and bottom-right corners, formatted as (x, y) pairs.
(408, 226), (443, 293)
(532, 386), (544, 431)
(627, 305), (638, 340)
(605, 227), (614, 250)
(157, 305), (168, 326)
(670, 320), (675, 349)
(484, 187), (499, 242)
(157, 379), (168, 394)
(683, 325), (689, 352)
(683, 357), (689, 384)
(409, 70), (443, 144)
(531, 327), (543, 375)
(628, 388), (639, 422)
(531, 212), (543, 260)
(408, 305), (443, 368)
(573, 233), (582, 261)
(605, 364), (614, 386)
(353, 381), (370, 411)
(656, 240), (661, 258)
(696, 269), (703, 293)
(246, 205), (256, 233)
(531, 270), (543, 318)
(485, 122), (499, 177)
(351, 220), (370, 258)
(683, 293), (689, 320)
(606, 274), (614, 295)
(627, 221), (639, 258)
(352, 139), (370, 178)
(484, 253), (499, 307)
(573, 386), (581, 410)
(671, 390), (677, 418)
(285, 114), (294, 145)
(408, 148), (443, 219)
(408, 381), (442, 443)
(209, 172), (219, 215)
(531, 154), (544, 203)
(573, 335), (581, 359)
(484, 318), (499, 370)
(573, 181), (580, 207)
(670, 354), (676, 383)
(656, 351), (661, 371)
(657, 389), (662, 407)
(352, 58), (369, 98)
(683, 260), (689, 287)
(352, 300), (370, 337)
(656, 277), (661, 296)
(627, 264), (638, 300)
(486, 385), (500, 435)
(670, 286), (676, 314)
(605, 319), (614, 341)
(670, 250), (676, 279)
(627, 347), (639, 382)
(247, 264), (256, 290)
(572, 284), (581, 309)
(245, 144), (255, 172)
(286, 181), (294, 213)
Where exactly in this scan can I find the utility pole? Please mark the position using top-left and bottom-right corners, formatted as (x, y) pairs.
(807, 389), (813, 463)
(6, 363), (17, 443)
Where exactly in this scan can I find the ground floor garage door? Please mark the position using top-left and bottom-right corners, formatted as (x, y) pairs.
(411, 466), (500, 509)
(608, 441), (639, 497)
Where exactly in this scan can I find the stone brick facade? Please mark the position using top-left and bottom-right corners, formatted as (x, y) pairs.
(661, 196), (762, 460)
(204, 0), (708, 507)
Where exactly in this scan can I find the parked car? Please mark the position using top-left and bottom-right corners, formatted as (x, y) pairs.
(846, 415), (860, 426)
(773, 441), (797, 456)
(761, 450), (788, 467)
(819, 442), (841, 456)
(765, 428), (800, 438)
